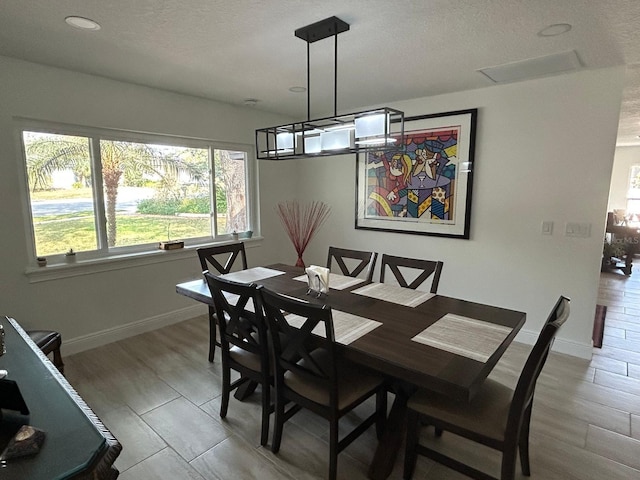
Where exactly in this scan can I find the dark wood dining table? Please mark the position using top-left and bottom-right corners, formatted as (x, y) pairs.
(176, 263), (526, 479)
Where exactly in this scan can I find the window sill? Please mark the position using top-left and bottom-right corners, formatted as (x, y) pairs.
(25, 237), (263, 283)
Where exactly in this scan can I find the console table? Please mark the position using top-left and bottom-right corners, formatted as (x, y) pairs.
(0, 317), (121, 479)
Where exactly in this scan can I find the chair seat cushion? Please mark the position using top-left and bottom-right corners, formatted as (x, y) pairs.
(407, 378), (513, 442)
(229, 345), (263, 372)
(284, 349), (384, 410)
(27, 330), (61, 352)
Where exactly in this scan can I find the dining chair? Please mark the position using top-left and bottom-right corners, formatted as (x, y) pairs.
(326, 246), (378, 282)
(260, 287), (388, 480)
(403, 295), (570, 480)
(27, 329), (64, 374)
(379, 253), (443, 293)
(197, 242), (248, 362)
(203, 272), (272, 446)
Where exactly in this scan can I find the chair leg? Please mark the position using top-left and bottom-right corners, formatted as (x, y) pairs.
(403, 409), (420, 479)
(329, 417), (339, 480)
(500, 445), (518, 480)
(271, 389), (285, 453)
(220, 362), (230, 419)
(208, 307), (216, 362)
(260, 381), (270, 446)
(52, 347), (64, 374)
(519, 407), (532, 476)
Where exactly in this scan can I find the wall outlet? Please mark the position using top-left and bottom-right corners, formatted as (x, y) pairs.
(565, 222), (591, 238)
(541, 221), (553, 235)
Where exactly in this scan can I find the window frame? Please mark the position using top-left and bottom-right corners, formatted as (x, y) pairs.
(15, 117), (259, 276)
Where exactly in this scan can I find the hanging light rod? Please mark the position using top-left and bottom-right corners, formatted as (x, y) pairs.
(256, 16), (404, 160)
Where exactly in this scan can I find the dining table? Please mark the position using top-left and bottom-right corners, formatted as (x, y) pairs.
(176, 263), (526, 480)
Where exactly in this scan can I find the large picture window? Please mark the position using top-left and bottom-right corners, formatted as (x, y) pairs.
(20, 126), (252, 261)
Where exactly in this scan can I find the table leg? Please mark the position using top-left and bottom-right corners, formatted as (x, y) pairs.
(234, 379), (258, 400)
(368, 386), (411, 480)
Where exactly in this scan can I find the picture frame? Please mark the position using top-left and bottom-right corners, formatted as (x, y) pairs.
(355, 108), (477, 239)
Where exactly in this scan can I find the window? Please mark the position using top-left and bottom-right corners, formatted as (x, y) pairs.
(627, 165), (640, 218)
(20, 124), (253, 262)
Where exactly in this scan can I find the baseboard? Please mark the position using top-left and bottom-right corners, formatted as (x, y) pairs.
(63, 304), (208, 355)
(515, 328), (593, 360)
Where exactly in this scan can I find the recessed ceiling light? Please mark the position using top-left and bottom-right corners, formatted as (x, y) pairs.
(243, 99), (259, 107)
(289, 86), (306, 93)
(538, 23), (572, 37)
(65, 16), (101, 31)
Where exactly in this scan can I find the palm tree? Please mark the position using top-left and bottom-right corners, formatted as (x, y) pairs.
(24, 133), (206, 247)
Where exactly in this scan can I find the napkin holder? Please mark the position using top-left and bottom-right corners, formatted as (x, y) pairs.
(305, 266), (329, 298)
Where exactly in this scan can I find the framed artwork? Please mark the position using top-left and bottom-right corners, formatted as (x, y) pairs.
(355, 108), (477, 239)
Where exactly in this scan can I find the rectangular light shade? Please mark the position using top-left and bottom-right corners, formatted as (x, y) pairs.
(256, 107), (403, 160)
(276, 132), (294, 150)
(355, 114), (387, 138)
(320, 129), (353, 150)
(304, 136), (322, 153)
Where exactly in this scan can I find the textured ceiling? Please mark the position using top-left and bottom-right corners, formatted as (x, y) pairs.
(1, 0), (640, 145)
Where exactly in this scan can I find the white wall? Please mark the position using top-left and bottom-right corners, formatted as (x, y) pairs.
(0, 56), (625, 359)
(0, 56), (296, 350)
(299, 67), (625, 358)
(608, 146), (640, 211)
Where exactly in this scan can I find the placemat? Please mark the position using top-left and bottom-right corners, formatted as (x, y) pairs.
(352, 282), (434, 307)
(285, 309), (381, 345)
(411, 313), (512, 362)
(293, 273), (365, 290)
(220, 267), (285, 284)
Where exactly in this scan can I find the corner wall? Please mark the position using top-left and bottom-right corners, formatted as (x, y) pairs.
(298, 67), (624, 358)
(0, 56), (295, 348)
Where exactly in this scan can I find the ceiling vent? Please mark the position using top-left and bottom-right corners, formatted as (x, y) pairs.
(478, 50), (582, 84)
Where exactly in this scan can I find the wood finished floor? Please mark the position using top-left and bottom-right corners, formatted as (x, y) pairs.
(63, 272), (640, 479)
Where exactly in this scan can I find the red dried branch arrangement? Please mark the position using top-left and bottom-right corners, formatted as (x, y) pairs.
(276, 200), (331, 268)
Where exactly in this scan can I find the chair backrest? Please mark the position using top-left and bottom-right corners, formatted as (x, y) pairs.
(506, 296), (570, 441)
(198, 242), (247, 274)
(260, 287), (338, 404)
(203, 272), (268, 363)
(379, 254), (443, 293)
(326, 246), (378, 282)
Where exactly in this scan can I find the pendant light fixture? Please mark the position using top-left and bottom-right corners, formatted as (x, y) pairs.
(255, 16), (404, 160)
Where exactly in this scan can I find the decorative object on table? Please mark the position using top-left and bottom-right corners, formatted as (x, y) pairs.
(231, 231), (239, 241)
(158, 240), (184, 250)
(245, 230), (253, 239)
(65, 248), (76, 262)
(0, 425), (46, 461)
(276, 200), (331, 267)
(305, 265), (330, 297)
(356, 109), (477, 239)
(36, 256), (47, 267)
(255, 16), (404, 160)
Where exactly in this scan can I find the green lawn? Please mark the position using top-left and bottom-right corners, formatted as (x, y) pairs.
(34, 213), (217, 256)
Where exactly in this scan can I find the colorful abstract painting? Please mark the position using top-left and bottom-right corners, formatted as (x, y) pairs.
(356, 109), (477, 238)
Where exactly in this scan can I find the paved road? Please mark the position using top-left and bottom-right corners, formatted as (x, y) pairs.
(31, 187), (153, 215)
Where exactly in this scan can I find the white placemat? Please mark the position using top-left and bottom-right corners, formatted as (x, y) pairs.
(293, 272), (366, 290)
(222, 293), (255, 313)
(352, 282), (434, 307)
(411, 313), (513, 362)
(285, 309), (381, 345)
(220, 266), (285, 284)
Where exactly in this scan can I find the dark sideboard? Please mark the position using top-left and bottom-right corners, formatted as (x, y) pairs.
(0, 317), (121, 479)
